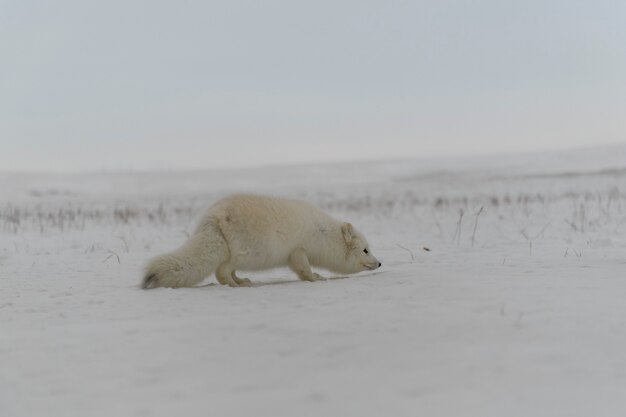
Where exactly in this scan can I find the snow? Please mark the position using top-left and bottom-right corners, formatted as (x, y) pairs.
(2, 145), (626, 417)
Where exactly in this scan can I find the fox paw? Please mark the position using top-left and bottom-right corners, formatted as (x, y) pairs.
(301, 273), (326, 282)
(312, 273), (326, 281)
(233, 277), (252, 287)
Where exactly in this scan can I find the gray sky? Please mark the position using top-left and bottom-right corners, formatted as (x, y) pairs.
(2, 0), (625, 172)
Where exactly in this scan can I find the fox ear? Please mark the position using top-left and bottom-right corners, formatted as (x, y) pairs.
(341, 222), (355, 243)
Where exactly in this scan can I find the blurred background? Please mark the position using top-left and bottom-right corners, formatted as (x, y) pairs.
(1, 0), (625, 172)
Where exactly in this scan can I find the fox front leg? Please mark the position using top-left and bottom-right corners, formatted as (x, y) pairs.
(288, 248), (326, 282)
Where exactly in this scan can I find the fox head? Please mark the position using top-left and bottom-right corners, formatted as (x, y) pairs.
(341, 222), (381, 273)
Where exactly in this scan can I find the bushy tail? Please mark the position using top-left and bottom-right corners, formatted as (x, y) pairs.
(141, 221), (228, 289)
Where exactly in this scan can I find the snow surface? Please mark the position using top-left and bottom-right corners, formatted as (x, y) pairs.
(2, 145), (626, 417)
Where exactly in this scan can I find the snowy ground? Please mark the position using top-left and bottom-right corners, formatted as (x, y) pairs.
(2, 145), (626, 417)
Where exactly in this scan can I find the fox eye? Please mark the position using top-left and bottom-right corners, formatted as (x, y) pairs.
(363, 248), (369, 254)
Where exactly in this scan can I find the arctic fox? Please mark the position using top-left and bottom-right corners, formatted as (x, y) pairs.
(142, 194), (381, 289)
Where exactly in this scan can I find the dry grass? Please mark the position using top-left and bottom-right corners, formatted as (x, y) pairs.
(1, 203), (198, 234)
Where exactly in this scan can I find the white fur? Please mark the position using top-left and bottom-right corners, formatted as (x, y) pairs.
(142, 194), (381, 288)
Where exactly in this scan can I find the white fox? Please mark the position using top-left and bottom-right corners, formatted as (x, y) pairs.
(142, 194), (381, 288)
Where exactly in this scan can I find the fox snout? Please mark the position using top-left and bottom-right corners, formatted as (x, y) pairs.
(364, 259), (382, 270)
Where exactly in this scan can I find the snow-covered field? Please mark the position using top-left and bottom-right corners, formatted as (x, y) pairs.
(2, 145), (626, 417)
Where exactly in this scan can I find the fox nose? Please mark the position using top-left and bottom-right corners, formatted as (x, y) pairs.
(378, 262), (382, 268)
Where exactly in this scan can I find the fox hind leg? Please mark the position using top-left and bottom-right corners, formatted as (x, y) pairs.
(216, 262), (240, 287)
(231, 271), (252, 287)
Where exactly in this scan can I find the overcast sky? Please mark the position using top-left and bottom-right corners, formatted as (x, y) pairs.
(1, 0), (625, 172)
